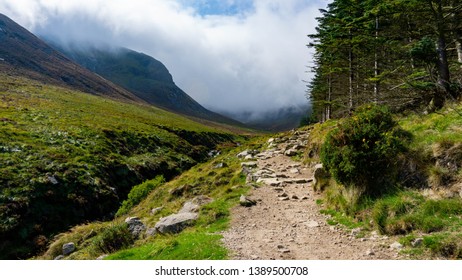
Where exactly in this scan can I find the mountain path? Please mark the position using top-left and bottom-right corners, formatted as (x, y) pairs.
(221, 130), (403, 260)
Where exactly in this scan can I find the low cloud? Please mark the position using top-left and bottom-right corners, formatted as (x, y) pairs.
(0, 0), (326, 116)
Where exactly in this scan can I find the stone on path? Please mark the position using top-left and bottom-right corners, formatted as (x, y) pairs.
(240, 195), (257, 207)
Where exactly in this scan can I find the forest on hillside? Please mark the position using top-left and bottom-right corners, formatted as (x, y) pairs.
(308, 0), (462, 121)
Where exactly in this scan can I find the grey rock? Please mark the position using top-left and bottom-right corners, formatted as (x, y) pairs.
(191, 195), (214, 206)
(306, 221), (320, 228)
(279, 197), (290, 201)
(213, 162), (228, 169)
(125, 217), (146, 238)
(366, 249), (375, 256)
(244, 155), (254, 160)
(267, 138), (275, 143)
(411, 238), (424, 248)
(390, 242), (403, 250)
(151, 206), (164, 215)
(47, 175), (59, 185)
(240, 195), (257, 207)
(154, 212), (199, 234)
(289, 168), (300, 174)
(257, 178), (281, 186)
(179, 202), (200, 213)
(96, 254), (108, 260)
(241, 162), (258, 168)
(284, 149), (298, 156)
(62, 242), (75, 256)
(54, 255), (65, 260)
(237, 150), (250, 158)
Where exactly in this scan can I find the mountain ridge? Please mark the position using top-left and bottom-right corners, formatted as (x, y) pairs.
(47, 43), (243, 127)
(0, 13), (141, 103)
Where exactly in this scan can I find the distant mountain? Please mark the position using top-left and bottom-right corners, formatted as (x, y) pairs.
(0, 14), (140, 102)
(49, 44), (242, 126)
(224, 105), (311, 132)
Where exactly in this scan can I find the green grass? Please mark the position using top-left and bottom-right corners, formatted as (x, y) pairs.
(106, 231), (227, 260)
(0, 74), (246, 259)
(37, 140), (255, 260)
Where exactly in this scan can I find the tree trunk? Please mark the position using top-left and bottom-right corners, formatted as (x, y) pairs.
(374, 16), (380, 103)
(434, 0), (451, 108)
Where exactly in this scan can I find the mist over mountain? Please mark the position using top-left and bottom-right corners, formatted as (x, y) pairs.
(221, 104), (311, 132)
(47, 42), (241, 126)
(0, 14), (140, 103)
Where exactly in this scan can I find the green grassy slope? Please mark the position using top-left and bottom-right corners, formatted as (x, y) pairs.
(0, 74), (245, 259)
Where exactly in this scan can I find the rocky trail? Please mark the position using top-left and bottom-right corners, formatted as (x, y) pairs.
(222, 130), (404, 260)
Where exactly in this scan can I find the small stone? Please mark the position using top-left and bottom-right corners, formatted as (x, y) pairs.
(213, 162), (228, 169)
(47, 175), (59, 185)
(366, 249), (375, 256)
(240, 195), (257, 207)
(301, 196), (309, 200)
(390, 242), (403, 250)
(289, 168), (300, 174)
(411, 238), (424, 248)
(279, 197), (290, 201)
(267, 138), (275, 144)
(291, 195), (299, 200)
(241, 162), (258, 168)
(278, 192), (288, 197)
(244, 155), (254, 160)
(280, 249), (291, 253)
(54, 255), (65, 260)
(306, 221), (320, 228)
(251, 255), (259, 260)
(151, 206), (164, 215)
(62, 242), (75, 256)
(96, 254), (108, 260)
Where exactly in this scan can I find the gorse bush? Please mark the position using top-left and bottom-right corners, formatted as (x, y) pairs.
(321, 104), (408, 195)
(116, 176), (165, 216)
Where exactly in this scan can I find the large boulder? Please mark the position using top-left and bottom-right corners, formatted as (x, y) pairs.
(154, 213), (199, 234)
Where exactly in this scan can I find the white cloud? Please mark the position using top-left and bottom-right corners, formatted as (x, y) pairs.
(0, 0), (327, 116)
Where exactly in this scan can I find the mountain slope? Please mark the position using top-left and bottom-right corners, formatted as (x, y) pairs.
(49, 44), (243, 126)
(0, 74), (242, 259)
(0, 13), (140, 102)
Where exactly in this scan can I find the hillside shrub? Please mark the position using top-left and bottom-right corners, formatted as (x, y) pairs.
(116, 176), (165, 216)
(91, 223), (134, 254)
(321, 104), (408, 195)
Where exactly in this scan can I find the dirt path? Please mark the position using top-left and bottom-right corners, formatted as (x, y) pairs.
(222, 130), (403, 260)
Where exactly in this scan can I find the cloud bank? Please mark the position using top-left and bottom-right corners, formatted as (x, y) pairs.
(0, 0), (326, 118)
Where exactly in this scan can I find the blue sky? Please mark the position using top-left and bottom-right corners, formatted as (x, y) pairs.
(180, 0), (255, 16)
(0, 0), (328, 120)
